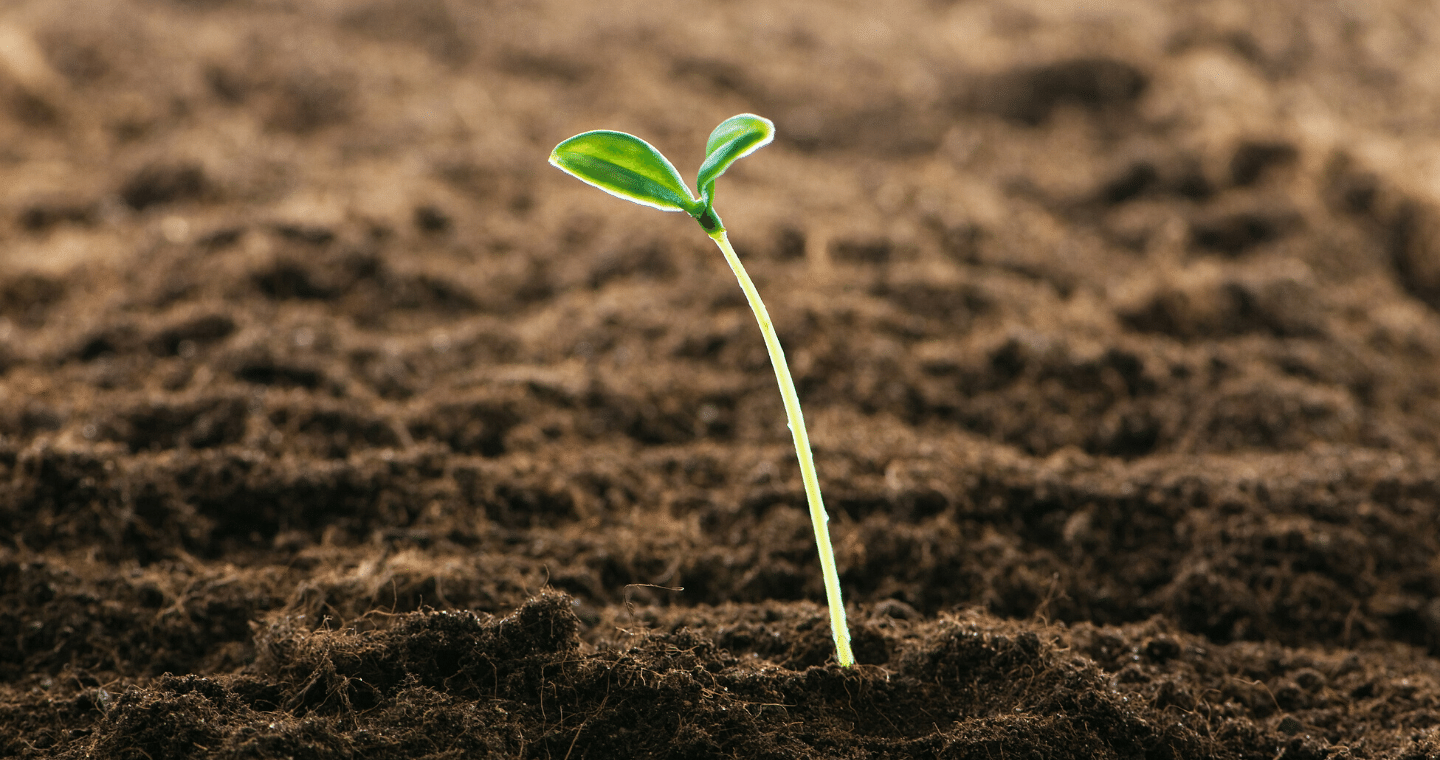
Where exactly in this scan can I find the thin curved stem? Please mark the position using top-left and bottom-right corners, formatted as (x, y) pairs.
(709, 229), (854, 667)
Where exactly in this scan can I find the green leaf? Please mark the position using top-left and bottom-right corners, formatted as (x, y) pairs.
(696, 114), (775, 202)
(550, 130), (699, 213)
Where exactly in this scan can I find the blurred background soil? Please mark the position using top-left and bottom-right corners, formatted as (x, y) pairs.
(4, 0), (1440, 757)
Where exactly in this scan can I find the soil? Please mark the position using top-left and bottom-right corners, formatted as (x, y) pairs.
(4, 0), (1440, 758)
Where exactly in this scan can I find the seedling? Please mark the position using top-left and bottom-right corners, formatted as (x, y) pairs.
(550, 114), (855, 667)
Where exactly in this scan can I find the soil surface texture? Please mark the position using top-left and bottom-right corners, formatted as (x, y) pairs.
(5, 0), (1440, 758)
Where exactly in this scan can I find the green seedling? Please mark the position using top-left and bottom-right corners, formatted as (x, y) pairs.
(550, 114), (854, 667)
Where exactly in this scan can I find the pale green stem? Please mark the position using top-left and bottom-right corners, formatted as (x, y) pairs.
(708, 229), (855, 668)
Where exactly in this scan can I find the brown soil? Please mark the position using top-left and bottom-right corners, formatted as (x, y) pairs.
(5, 0), (1440, 758)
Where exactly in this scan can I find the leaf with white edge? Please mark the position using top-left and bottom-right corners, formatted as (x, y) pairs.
(550, 130), (699, 213)
(696, 114), (775, 202)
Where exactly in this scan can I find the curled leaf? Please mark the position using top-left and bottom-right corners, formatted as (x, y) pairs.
(549, 130), (699, 213)
(696, 114), (775, 202)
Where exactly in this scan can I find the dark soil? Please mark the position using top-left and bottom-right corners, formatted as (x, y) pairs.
(5, 0), (1440, 757)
